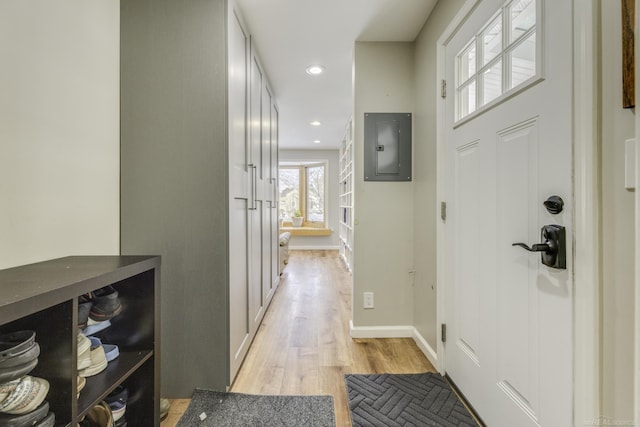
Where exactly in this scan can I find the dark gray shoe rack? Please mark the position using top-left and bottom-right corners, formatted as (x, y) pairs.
(0, 256), (160, 426)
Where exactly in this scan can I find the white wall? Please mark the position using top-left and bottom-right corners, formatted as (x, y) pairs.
(0, 1), (120, 269)
(353, 42), (415, 327)
(600, 3), (635, 423)
(413, 0), (466, 352)
(279, 149), (340, 249)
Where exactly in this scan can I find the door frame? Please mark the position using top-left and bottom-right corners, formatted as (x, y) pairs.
(634, 0), (640, 422)
(435, 1), (601, 426)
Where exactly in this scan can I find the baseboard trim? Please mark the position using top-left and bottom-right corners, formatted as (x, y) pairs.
(349, 322), (414, 338)
(412, 328), (438, 369)
(289, 245), (340, 250)
(584, 417), (634, 426)
(349, 322), (438, 368)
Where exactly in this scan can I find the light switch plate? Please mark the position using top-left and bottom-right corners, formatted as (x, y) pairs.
(625, 138), (636, 190)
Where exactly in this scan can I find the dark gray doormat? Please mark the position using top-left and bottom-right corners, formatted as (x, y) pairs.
(345, 373), (479, 427)
(176, 389), (335, 427)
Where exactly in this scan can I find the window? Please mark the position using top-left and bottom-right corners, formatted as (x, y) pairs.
(455, 0), (538, 122)
(279, 168), (300, 219)
(279, 162), (326, 227)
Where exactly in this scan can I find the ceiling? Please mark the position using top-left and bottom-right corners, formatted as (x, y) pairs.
(234, 0), (438, 151)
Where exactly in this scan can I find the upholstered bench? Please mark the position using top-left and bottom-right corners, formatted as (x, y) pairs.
(279, 232), (291, 274)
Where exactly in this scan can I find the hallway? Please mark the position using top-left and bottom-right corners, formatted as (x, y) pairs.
(162, 250), (435, 426)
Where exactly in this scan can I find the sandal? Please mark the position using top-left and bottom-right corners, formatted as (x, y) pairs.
(0, 376), (49, 415)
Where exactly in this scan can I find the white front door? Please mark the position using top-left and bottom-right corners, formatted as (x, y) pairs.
(443, 1), (573, 425)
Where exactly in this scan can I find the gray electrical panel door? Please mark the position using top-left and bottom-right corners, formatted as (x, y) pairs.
(364, 113), (411, 181)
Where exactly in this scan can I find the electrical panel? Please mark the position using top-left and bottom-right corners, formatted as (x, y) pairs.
(363, 113), (412, 181)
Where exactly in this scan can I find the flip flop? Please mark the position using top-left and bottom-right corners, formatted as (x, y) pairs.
(0, 376), (49, 415)
(0, 400), (48, 426)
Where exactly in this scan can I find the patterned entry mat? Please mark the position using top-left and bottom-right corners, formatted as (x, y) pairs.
(345, 372), (479, 427)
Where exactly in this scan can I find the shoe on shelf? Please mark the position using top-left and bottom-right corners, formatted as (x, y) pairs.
(0, 357), (38, 385)
(0, 331), (40, 383)
(105, 386), (128, 422)
(160, 398), (170, 420)
(110, 407), (125, 423)
(102, 344), (119, 363)
(83, 319), (111, 337)
(0, 330), (40, 384)
(77, 376), (86, 398)
(78, 296), (93, 329)
(0, 331), (36, 362)
(0, 342), (39, 369)
(77, 333), (91, 370)
(0, 376), (49, 415)
(78, 338), (107, 378)
(89, 286), (122, 321)
(84, 401), (113, 427)
(33, 411), (54, 427)
(0, 400), (49, 426)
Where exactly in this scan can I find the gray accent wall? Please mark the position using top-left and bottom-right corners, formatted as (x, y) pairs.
(120, 0), (230, 396)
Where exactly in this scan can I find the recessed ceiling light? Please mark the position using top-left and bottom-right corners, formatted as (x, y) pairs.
(306, 65), (325, 75)
(313, 140), (321, 144)
(310, 121), (321, 126)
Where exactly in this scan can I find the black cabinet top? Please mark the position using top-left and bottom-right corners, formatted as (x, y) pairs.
(0, 256), (160, 324)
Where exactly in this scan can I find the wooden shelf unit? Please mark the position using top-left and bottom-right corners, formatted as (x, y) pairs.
(0, 256), (160, 426)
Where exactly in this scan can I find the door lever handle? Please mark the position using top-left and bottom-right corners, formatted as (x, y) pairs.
(511, 224), (566, 269)
(512, 242), (554, 253)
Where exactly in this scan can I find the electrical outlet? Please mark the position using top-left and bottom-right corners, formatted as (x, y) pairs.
(364, 292), (374, 309)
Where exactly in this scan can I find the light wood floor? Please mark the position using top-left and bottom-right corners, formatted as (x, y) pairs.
(161, 250), (435, 427)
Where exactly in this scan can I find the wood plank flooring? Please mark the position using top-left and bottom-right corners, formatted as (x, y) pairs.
(161, 250), (435, 427)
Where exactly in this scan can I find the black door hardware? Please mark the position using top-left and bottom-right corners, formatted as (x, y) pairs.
(512, 224), (566, 269)
(543, 196), (564, 214)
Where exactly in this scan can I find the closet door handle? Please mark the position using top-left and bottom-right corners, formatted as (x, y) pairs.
(248, 164), (257, 210)
(271, 178), (277, 209)
(253, 165), (258, 209)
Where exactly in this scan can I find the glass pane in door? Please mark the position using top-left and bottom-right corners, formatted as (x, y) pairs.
(510, 32), (536, 88)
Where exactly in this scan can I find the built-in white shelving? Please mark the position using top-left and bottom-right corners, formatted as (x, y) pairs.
(339, 119), (354, 272)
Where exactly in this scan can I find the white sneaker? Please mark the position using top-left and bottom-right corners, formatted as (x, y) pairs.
(78, 337), (107, 377)
(77, 333), (91, 370)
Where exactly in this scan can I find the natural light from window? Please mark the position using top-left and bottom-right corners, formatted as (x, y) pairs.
(455, 0), (538, 122)
(279, 161), (326, 227)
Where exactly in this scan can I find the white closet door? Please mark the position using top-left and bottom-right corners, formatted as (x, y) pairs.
(270, 103), (280, 288)
(228, 7), (250, 380)
(262, 84), (276, 304)
(249, 44), (265, 331)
